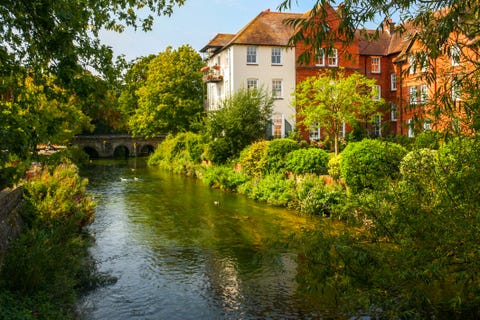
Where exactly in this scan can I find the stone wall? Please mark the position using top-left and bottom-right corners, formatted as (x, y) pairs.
(0, 187), (23, 260)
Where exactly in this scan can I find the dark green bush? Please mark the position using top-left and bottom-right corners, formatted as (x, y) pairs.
(285, 148), (330, 175)
(148, 132), (206, 167)
(263, 138), (300, 173)
(340, 139), (407, 193)
(413, 130), (442, 150)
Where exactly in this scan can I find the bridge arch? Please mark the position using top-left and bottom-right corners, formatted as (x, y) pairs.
(113, 145), (130, 158)
(83, 146), (100, 159)
(139, 144), (155, 156)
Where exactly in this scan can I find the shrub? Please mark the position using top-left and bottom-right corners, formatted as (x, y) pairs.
(237, 140), (270, 177)
(400, 148), (438, 188)
(328, 154), (341, 180)
(263, 138), (300, 173)
(148, 132), (206, 168)
(285, 148), (330, 175)
(239, 173), (295, 207)
(295, 174), (346, 216)
(340, 139), (407, 193)
(413, 130), (442, 150)
(201, 165), (249, 191)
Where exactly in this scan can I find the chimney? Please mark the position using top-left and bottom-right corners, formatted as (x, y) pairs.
(264, 8), (270, 13)
(383, 19), (395, 35)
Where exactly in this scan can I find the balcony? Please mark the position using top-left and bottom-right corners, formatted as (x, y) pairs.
(201, 65), (223, 83)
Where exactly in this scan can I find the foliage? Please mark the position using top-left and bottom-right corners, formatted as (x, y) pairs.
(327, 154), (342, 180)
(201, 166), (249, 191)
(238, 174), (295, 207)
(129, 45), (205, 137)
(413, 130), (442, 150)
(295, 174), (346, 216)
(340, 139), (407, 193)
(237, 140), (270, 177)
(263, 138), (300, 174)
(0, 0), (185, 83)
(0, 163), (98, 320)
(295, 71), (382, 155)
(118, 55), (156, 131)
(148, 132), (206, 175)
(203, 87), (273, 164)
(400, 148), (438, 189)
(23, 164), (95, 228)
(285, 147), (330, 175)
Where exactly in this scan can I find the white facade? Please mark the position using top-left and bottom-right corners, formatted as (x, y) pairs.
(204, 44), (296, 138)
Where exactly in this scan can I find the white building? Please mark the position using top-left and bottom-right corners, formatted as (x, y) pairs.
(200, 9), (302, 139)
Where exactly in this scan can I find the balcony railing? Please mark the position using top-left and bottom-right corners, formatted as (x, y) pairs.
(203, 73), (223, 83)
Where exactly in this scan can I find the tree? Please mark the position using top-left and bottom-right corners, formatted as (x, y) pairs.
(294, 70), (382, 155)
(118, 55), (156, 131)
(203, 88), (273, 164)
(0, 0), (186, 83)
(279, 0), (480, 131)
(129, 45), (205, 137)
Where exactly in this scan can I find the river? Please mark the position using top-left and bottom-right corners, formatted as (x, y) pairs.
(77, 159), (342, 319)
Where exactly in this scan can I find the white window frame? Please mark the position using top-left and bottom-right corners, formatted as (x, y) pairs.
(409, 55), (416, 74)
(420, 53), (428, 73)
(272, 114), (284, 138)
(420, 84), (428, 103)
(247, 78), (258, 91)
(451, 45), (461, 66)
(316, 48), (325, 66)
(371, 57), (381, 73)
(309, 125), (321, 141)
(408, 119), (415, 137)
(452, 80), (461, 101)
(374, 114), (382, 136)
(271, 47), (282, 65)
(391, 103), (398, 121)
(391, 73), (397, 91)
(373, 85), (381, 101)
(424, 119), (431, 131)
(272, 79), (283, 99)
(327, 48), (338, 67)
(409, 86), (418, 105)
(247, 46), (257, 64)
(341, 122), (346, 138)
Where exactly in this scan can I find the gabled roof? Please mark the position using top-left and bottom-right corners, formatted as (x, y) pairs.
(200, 9), (302, 54)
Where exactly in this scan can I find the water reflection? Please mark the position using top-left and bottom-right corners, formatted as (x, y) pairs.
(78, 159), (338, 319)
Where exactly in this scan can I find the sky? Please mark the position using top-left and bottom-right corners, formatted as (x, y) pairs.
(99, 0), (318, 62)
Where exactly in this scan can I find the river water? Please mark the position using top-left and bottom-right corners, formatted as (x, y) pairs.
(77, 159), (341, 319)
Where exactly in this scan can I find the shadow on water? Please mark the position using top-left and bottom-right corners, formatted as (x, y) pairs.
(78, 158), (346, 320)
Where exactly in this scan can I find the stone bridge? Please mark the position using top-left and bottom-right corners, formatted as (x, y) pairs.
(71, 134), (165, 158)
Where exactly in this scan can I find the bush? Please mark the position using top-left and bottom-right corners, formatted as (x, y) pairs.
(263, 138), (300, 173)
(400, 148), (438, 188)
(295, 174), (346, 216)
(327, 154), (341, 180)
(237, 140), (270, 177)
(285, 148), (330, 175)
(201, 165), (249, 191)
(148, 132), (206, 168)
(340, 139), (407, 193)
(413, 130), (442, 150)
(239, 173), (295, 207)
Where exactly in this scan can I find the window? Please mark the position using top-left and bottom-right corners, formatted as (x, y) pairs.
(371, 57), (381, 73)
(327, 48), (338, 67)
(247, 46), (257, 64)
(451, 45), (461, 66)
(272, 80), (283, 99)
(273, 114), (283, 138)
(316, 48), (325, 66)
(391, 103), (398, 121)
(420, 53), (428, 72)
(407, 119), (415, 137)
(247, 79), (258, 91)
(452, 80), (461, 101)
(391, 73), (397, 91)
(409, 86), (417, 105)
(309, 125), (321, 141)
(424, 119), (431, 131)
(271, 47), (282, 65)
(374, 115), (382, 136)
(420, 84), (428, 103)
(373, 85), (381, 101)
(409, 55), (416, 74)
(341, 122), (346, 138)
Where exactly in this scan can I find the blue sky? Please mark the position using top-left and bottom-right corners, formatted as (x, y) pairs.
(100, 0), (318, 61)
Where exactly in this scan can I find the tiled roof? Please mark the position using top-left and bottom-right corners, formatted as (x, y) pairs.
(201, 9), (302, 54)
(200, 33), (235, 53)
